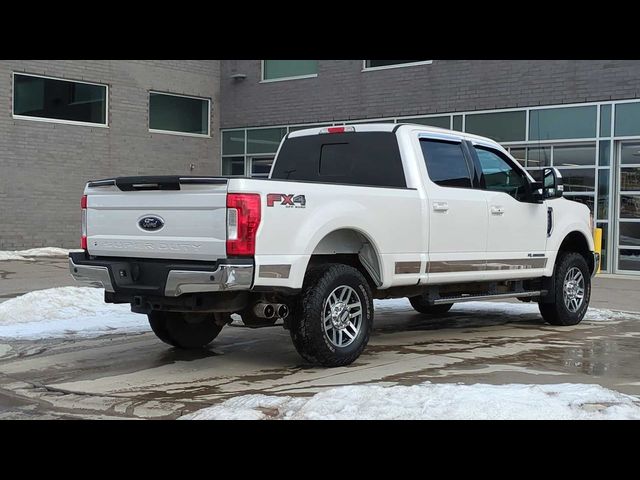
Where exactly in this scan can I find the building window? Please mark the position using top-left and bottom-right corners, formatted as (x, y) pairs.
(400, 116), (450, 129)
(222, 157), (245, 176)
(615, 102), (640, 137)
(149, 92), (210, 136)
(262, 60), (318, 82)
(529, 105), (597, 140)
(363, 60), (432, 70)
(13, 73), (107, 126)
(246, 127), (286, 154)
(465, 110), (526, 143)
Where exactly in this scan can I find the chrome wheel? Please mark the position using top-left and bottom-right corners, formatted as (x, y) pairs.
(323, 285), (363, 348)
(563, 266), (585, 313)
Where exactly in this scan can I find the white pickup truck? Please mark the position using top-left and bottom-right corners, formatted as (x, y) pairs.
(69, 123), (599, 367)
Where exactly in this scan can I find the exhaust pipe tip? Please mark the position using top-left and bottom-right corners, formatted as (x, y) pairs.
(254, 303), (275, 319)
(276, 304), (289, 319)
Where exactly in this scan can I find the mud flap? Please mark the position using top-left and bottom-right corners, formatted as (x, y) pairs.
(539, 274), (557, 304)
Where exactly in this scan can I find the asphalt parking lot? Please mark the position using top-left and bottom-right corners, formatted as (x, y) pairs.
(1, 257), (639, 419)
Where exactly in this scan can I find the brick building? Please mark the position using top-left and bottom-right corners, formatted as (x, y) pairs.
(1, 60), (639, 274)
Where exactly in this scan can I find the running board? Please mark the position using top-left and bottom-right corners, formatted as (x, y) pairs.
(432, 290), (547, 305)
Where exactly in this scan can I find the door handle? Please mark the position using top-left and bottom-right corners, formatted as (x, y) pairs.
(433, 202), (449, 212)
(491, 206), (505, 215)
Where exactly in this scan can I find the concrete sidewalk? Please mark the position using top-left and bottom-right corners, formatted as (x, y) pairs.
(1, 257), (639, 312)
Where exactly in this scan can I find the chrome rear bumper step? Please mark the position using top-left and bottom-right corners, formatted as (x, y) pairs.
(432, 290), (547, 305)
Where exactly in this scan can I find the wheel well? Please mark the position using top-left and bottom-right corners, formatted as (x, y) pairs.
(309, 229), (382, 289)
(558, 231), (593, 272)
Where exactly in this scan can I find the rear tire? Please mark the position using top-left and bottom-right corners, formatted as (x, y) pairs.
(148, 311), (223, 349)
(289, 264), (373, 367)
(539, 252), (591, 326)
(408, 296), (453, 315)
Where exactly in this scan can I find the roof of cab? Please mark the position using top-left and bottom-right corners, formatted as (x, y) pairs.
(286, 122), (501, 147)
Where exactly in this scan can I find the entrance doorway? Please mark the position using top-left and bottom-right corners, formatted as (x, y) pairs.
(613, 141), (640, 274)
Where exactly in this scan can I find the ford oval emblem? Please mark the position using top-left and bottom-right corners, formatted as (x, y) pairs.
(138, 215), (165, 232)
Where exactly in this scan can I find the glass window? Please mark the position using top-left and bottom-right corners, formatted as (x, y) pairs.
(620, 168), (640, 191)
(222, 157), (245, 176)
(558, 168), (596, 193)
(618, 249), (640, 272)
(615, 102), (640, 137)
(453, 115), (463, 132)
(509, 148), (526, 167)
(13, 73), (107, 125)
(149, 92), (209, 135)
(599, 140), (611, 166)
(420, 140), (472, 189)
(620, 223), (640, 247)
(247, 127), (286, 154)
(222, 130), (245, 155)
(529, 106), (597, 140)
(345, 119), (395, 124)
(365, 60), (431, 69)
(600, 104), (611, 137)
(553, 144), (596, 167)
(250, 158), (273, 178)
(527, 147), (551, 168)
(597, 222), (608, 271)
(564, 195), (595, 215)
(620, 196), (640, 219)
(272, 132), (406, 187)
(263, 60), (317, 80)
(288, 124), (331, 132)
(465, 111), (526, 142)
(597, 169), (609, 220)
(475, 147), (528, 201)
(402, 116), (450, 129)
(620, 142), (640, 165)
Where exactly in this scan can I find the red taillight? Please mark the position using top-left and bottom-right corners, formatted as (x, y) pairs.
(81, 195), (87, 250)
(226, 193), (261, 257)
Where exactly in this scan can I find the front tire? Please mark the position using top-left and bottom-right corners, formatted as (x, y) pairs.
(539, 252), (591, 326)
(148, 311), (223, 349)
(289, 264), (373, 367)
(408, 296), (453, 315)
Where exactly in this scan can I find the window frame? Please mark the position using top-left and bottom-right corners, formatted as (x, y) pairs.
(260, 60), (318, 83)
(362, 60), (433, 72)
(148, 90), (211, 138)
(12, 72), (109, 128)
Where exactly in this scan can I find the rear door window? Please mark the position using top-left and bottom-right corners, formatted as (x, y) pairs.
(420, 139), (473, 188)
(271, 132), (406, 188)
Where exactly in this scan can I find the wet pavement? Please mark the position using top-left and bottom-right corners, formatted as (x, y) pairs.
(1, 302), (640, 419)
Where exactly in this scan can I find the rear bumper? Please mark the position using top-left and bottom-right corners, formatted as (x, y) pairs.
(69, 252), (254, 297)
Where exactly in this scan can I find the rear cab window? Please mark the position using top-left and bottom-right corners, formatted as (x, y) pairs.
(271, 131), (407, 188)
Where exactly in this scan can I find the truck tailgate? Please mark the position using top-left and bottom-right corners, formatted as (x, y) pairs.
(85, 177), (228, 261)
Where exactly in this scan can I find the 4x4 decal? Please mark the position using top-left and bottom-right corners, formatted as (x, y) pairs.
(267, 194), (306, 208)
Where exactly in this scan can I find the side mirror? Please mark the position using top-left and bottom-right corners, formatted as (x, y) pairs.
(542, 167), (564, 199)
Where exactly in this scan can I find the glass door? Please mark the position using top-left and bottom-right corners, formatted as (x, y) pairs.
(614, 141), (640, 274)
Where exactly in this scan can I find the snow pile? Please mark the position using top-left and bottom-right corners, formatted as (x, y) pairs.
(181, 383), (640, 420)
(0, 287), (146, 340)
(0, 247), (78, 261)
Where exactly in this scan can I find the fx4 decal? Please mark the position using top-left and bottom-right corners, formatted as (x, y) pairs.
(267, 193), (306, 208)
